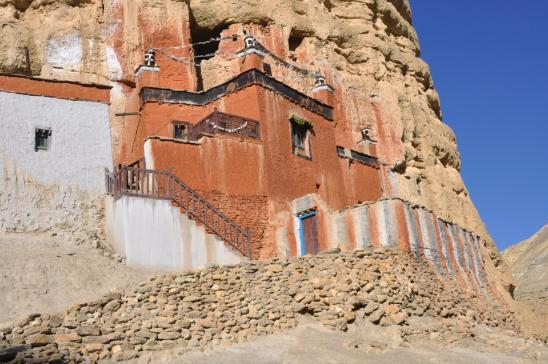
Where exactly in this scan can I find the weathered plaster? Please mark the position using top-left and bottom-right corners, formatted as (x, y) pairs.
(106, 196), (243, 270)
(105, 46), (123, 81)
(46, 33), (83, 71)
(0, 91), (112, 190)
(404, 204), (421, 256)
(0, 91), (112, 234)
(144, 139), (154, 169)
(330, 198), (492, 292)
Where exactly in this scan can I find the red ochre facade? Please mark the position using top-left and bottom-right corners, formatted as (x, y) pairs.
(0, 50), (489, 281)
(0, 17), (499, 297)
(0, 74), (110, 103)
(121, 60), (383, 259)
(110, 35), (489, 277)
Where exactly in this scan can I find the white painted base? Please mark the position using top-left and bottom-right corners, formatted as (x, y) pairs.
(105, 196), (244, 271)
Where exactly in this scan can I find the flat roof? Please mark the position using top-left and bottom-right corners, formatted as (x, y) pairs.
(0, 73), (111, 104)
(140, 69), (333, 121)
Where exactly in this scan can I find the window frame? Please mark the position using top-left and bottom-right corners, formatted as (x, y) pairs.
(263, 63), (272, 76)
(34, 127), (52, 151)
(172, 121), (190, 140)
(290, 116), (313, 160)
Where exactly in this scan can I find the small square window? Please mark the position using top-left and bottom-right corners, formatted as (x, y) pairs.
(35, 128), (52, 151)
(173, 122), (187, 139)
(290, 116), (312, 159)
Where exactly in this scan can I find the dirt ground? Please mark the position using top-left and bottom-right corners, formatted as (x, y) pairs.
(128, 317), (548, 364)
(0, 232), (155, 324)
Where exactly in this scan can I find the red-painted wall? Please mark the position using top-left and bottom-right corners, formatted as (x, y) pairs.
(122, 82), (382, 258)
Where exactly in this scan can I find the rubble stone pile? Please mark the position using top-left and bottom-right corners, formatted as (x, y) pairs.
(0, 249), (517, 363)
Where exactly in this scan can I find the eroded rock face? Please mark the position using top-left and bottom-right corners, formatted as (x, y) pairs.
(0, 0), (513, 312)
(0, 0), (106, 81)
(502, 225), (548, 332)
(0, 0), (483, 236)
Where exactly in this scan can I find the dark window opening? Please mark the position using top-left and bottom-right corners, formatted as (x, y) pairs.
(350, 150), (378, 166)
(288, 29), (306, 52)
(173, 122), (188, 139)
(336, 145), (379, 168)
(35, 128), (52, 151)
(293, 124), (307, 150)
(263, 63), (272, 76)
(290, 116), (312, 159)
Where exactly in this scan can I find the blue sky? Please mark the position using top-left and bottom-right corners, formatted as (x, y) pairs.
(410, 1), (548, 250)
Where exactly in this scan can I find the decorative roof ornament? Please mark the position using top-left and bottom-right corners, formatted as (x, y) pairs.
(244, 36), (257, 50)
(144, 50), (156, 67)
(312, 71), (334, 92)
(135, 49), (159, 75)
(237, 35), (267, 58)
(315, 75), (326, 87)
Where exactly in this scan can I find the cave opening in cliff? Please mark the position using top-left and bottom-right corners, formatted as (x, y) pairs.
(323, 0), (334, 11)
(191, 27), (222, 62)
(189, 17), (228, 91)
(288, 29), (306, 53)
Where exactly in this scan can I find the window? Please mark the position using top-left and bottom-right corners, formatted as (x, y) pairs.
(263, 63), (272, 76)
(290, 115), (312, 159)
(35, 128), (52, 151)
(172, 122), (187, 139)
(336, 146), (379, 168)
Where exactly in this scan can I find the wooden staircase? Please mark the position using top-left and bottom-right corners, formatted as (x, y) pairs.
(105, 166), (252, 258)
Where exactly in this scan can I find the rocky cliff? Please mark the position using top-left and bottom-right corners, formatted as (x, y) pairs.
(502, 225), (548, 329)
(0, 0), (514, 306)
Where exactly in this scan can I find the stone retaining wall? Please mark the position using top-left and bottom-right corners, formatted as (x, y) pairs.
(0, 249), (517, 363)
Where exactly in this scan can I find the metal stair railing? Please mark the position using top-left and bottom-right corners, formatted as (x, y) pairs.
(105, 167), (252, 259)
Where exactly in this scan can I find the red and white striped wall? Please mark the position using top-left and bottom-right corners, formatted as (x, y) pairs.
(333, 198), (490, 293)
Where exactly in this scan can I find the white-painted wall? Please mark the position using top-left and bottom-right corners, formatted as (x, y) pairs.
(0, 91), (112, 190)
(106, 196), (244, 271)
(0, 91), (112, 233)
